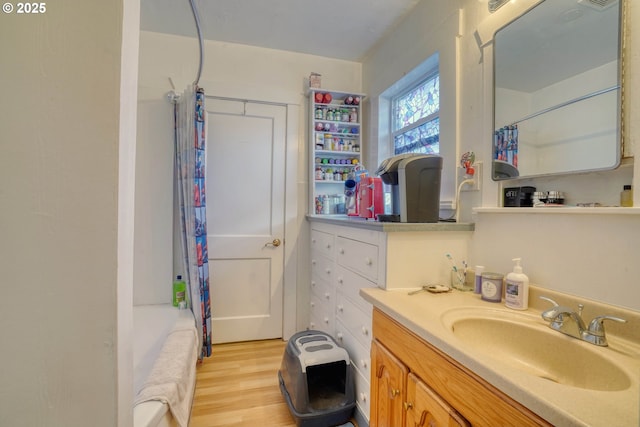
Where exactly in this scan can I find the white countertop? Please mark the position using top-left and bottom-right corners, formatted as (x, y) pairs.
(360, 286), (640, 427)
(307, 214), (475, 232)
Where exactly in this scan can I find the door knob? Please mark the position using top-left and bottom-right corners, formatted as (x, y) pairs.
(264, 238), (281, 247)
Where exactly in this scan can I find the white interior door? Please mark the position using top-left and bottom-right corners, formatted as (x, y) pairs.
(206, 98), (286, 344)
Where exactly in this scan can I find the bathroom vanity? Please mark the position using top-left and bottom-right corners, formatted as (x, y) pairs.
(360, 286), (640, 427)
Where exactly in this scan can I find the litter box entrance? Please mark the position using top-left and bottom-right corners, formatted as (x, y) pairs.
(306, 360), (348, 411)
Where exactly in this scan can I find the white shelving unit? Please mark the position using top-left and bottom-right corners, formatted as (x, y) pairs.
(309, 89), (365, 216)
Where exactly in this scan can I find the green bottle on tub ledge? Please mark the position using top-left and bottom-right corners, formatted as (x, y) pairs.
(173, 275), (186, 307)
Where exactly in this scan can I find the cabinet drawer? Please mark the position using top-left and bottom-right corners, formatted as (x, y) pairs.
(337, 236), (379, 281)
(309, 297), (333, 334)
(353, 364), (371, 421)
(311, 229), (335, 259)
(310, 253), (334, 284)
(310, 272), (333, 301)
(336, 318), (371, 381)
(336, 264), (376, 313)
(336, 291), (372, 349)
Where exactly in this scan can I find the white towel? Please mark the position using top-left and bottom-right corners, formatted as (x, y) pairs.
(134, 327), (198, 427)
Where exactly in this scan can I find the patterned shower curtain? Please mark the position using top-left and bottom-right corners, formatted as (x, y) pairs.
(174, 84), (212, 358)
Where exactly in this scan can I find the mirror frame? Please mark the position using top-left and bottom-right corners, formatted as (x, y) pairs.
(491, 0), (625, 181)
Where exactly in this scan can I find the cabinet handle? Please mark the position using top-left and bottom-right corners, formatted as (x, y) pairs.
(391, 388), (400, 398)
(360, 359), (367, 368)
(362, 326), (369, 336)
(325, 292), (331, 299)
(312, 259), (316, 265)
(310, 302), (315, 308)
(324, 317), (329, 324)
(365, 257), (373, 266)
(359, 392), (367, 402)
(339, 248), (345, 254)
(312, 239), (316, 244)
(338, 277), (343, 284)
(338, 305), (344, 312)
(311, 281), (316, 287)
(310, 322), (316, 328)
(325, 268), (331, 275)
(337, 332), (343, 340)
(404, 401), (414, 411)
(326, 243), (331, 249)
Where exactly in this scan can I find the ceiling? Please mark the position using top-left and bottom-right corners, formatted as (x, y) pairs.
(140, 0), (422, 61)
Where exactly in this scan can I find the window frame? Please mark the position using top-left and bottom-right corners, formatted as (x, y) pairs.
(390, 69), (440, 155)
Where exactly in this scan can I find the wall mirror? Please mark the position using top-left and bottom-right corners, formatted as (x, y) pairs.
(492, 0), (623, 180)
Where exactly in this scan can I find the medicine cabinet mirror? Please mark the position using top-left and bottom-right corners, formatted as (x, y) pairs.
(492, 0), (623, 180)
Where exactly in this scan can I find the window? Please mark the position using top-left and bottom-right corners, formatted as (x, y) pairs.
(391, 73), (440, 155)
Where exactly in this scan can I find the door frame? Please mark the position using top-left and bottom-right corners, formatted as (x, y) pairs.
(204, 93), (301, 341)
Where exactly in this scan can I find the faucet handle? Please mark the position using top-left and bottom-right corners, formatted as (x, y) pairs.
(540, 296), (560, 322)
(587, 315), (627, 337)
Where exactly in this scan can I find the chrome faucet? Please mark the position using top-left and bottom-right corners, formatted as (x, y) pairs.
(539, 296), (627, 347)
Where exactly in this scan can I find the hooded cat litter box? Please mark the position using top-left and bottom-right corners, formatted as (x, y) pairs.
(278, 330), (355, 427)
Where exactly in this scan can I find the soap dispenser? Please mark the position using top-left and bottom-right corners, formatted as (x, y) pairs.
(505, 258), (529, 310)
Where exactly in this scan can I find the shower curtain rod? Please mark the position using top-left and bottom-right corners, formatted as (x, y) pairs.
(189, 0), (204, 86)
(507, 85), (620, 127)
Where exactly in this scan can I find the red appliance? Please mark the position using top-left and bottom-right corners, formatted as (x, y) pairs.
(358, 177), (384, 219)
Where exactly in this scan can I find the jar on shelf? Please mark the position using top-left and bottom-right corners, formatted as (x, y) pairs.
(315, 167), (323, 180)
(349, 108), (358, 123)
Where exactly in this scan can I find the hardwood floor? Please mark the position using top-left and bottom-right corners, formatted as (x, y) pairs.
(189, 339), (297, 427)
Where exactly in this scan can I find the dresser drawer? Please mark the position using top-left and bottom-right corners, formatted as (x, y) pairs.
(309, 295), (333, 334)
(336, 236), (379, 282)
(310, 253), (333, 284)
(310, 272), (333, 301)
(311, 229), (335, 259)
(353, 364), (371, 421)
(336, 291), (372, 349)
(336, 264), (376, 313)
(336, 318), (371, 381)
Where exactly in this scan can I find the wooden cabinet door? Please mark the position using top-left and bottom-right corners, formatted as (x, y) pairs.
(406, 373), (470, 427)
(371, 339), (408, 427)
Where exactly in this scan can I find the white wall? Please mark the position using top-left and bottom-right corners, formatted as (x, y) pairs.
(0, 1), (137, 425)
(363, 0), (640, 311)
(136, 31), (362, 331)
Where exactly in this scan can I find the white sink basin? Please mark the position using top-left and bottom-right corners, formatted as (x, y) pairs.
(441, 307), (631, 391)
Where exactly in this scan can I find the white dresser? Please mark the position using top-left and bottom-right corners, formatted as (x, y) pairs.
(308, 216), (475, 426)
(310, 221), (381, 423)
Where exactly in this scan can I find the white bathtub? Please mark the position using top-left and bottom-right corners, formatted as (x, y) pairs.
(133, 304), (198, 427)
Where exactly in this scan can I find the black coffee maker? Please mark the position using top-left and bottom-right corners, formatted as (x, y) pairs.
(376, 154), (443, 223)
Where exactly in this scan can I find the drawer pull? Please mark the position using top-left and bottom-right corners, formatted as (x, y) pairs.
(360, 359), (367, 368)
(338, 277), (344, 284)
(325, 268), (331, 275)
(310, 322), (315, 328)
(362, 326), (369, 336)
(326, 243), (331, 249)
(391, 388), (401, 398)
(325, 292), (331, 299)
(311, 281), (316, 287)
(310, 302), (315, 308)
(312, 238), (316, 244)
(339, 248), (345, 254)
(365, 257), (373, 266)
(404, 401), (414, 411)
(360, 392), (367, 402)
(338, 305), (344, 312)
(324, 317), (329, 324)
(336, 332), (343, 340)
(311, 259), (316, 265)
